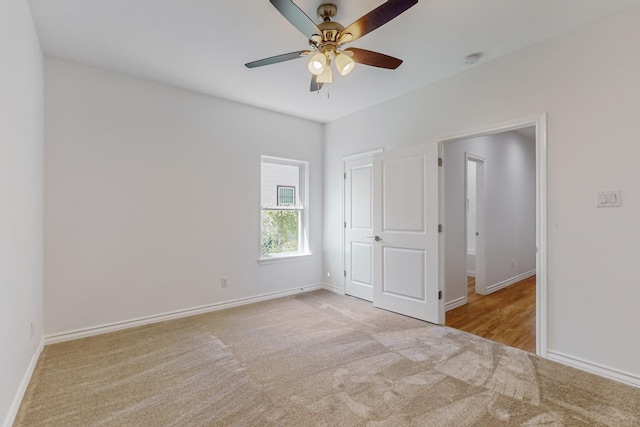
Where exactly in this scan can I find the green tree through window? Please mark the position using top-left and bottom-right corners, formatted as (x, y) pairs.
(261, 210), (299, 254)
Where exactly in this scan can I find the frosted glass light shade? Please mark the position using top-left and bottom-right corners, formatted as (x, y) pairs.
(308, 52), (326, 76)
(335, 52), (355, 76)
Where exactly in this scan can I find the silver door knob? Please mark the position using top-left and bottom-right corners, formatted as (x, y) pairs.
(366, 235), (382, 241)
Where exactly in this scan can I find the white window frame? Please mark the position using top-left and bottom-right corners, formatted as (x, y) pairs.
(259, 156), (310, 264)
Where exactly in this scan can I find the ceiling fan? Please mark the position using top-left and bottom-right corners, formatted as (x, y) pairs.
(245, 0), (418, 91)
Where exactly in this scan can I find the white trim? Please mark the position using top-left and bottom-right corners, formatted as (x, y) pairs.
(484, 269), (536, 294)
(547, 351), (640, 389)
(44, 284), (326, 344)
(258, 252), (312, 265)
(445, 296), (467, 312)
(3, 340), (44, 427)
(262, 206), (304, 211)
(437, 115), (545, 144)
(322, 283), (344, 295)
(260, 155), (304, 165)
(438, 113), (548, 357)
(342, 149), (384, 162)
(536, 114), (548, 358)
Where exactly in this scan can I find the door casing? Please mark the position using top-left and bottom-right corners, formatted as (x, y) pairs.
(438, 114), (548, 356)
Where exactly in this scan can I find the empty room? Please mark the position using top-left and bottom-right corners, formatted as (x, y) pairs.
(3, 0), (640, 425)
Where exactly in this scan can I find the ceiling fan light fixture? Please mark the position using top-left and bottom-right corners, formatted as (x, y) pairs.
(316, 63), (333, 83)
(308, 52), (327, 75)
(335, 52), (355, 76)
(246, 1), (418, 91)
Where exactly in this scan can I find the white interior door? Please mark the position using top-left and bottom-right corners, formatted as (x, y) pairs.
(344, 153), (377, 301)
(372, 144), (441, 323)
(465, 154), (486, 295)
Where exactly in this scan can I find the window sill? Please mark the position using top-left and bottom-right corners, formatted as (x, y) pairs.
(258, 252), (312, 265)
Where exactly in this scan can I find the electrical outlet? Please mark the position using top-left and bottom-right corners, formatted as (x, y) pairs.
(221, 276), (229, 288)
(510, 259), (514, 268)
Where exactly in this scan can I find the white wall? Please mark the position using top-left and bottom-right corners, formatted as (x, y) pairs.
(444, 131), (536, 305)
(44, 57), (324, 336)
(324, 6), (640, 380)
(0, 0), (44, 424)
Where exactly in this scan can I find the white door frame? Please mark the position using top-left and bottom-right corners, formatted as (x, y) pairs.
(464, 153), (486, 295)
(342, 149), (383, 295)
(438, 114), (548, 357)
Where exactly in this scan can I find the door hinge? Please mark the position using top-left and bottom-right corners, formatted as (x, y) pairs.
(344, 172), (347, 179)
(438, 157), (443, 167)
(344, 270), (347, 277)
(344, 221), (347, 228)
(438, 224), (443, 233)
(438, 290), (443, 300)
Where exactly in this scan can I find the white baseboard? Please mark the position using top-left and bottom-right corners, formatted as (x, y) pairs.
(547, 350), (640, 389)
(466, 271), (476, 277)
(445, 296), (467, 312)
(322, 284), (344, 295)
(485, 269), (536, 294)
(45, 284), (327, 345)
(3, 340), (44, 427)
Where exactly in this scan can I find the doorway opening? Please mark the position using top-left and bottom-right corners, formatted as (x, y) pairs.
(440, 116), (547, 355)
(465, 154), (486, 295)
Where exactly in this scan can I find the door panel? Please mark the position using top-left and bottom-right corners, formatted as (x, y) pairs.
(351, 167), (372, 229)
(382, 247), (426, 300)
(344, 154), (376, 302)
(351, 242), (372, 285)
(373, 144), (440, 323)
(382, 156), (425, 232)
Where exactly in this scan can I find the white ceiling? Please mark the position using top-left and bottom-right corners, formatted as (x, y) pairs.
(29, 0), (640, 123)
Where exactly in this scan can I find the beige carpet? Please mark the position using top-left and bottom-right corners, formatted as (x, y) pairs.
(15, 290), (640, 426)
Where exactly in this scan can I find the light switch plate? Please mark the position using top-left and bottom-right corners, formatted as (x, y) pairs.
(596, 190), (621, 207)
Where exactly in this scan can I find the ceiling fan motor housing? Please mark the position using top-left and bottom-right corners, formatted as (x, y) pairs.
(318, 22), (344, 44)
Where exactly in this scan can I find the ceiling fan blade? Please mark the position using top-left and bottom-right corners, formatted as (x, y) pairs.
(310, 75), (324, 92)
(342, 0), (418, 43)
(346, 48), (403, 69)
(270, 0), (322, 40)
(245, 50), (308, 68)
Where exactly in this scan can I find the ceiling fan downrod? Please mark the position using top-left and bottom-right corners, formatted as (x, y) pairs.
(317, 4), (337, 22)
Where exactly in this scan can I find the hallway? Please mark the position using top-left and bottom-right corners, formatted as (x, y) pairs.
(445, 276), (536, 353)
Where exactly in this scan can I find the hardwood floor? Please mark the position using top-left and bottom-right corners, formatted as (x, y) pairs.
(445, 275), (536, 353)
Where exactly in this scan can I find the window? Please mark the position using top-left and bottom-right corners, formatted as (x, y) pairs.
(277, 186), (295, 206)
(260, 156), (309, 260)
